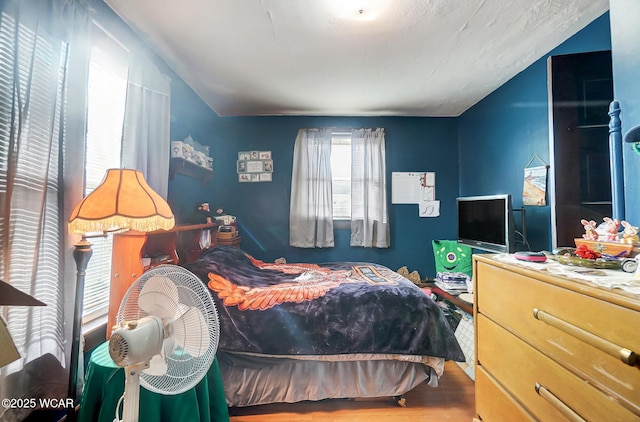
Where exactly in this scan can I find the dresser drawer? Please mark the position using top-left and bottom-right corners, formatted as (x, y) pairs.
(478, 314), (638, 421)
(476, 261), (640, 415)
(476, 366), (535, 422)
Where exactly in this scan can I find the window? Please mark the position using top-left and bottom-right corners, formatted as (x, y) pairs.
(0, 6), (70, 370)
(331, 132), (352, 220)
(290, 128), (389, 248)
(81, 25), (128, 325)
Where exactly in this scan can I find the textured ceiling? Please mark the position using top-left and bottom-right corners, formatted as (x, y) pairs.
(105, 0), (609, 117)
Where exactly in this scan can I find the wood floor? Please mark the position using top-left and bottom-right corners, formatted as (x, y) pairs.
(228, 361), (476, 422)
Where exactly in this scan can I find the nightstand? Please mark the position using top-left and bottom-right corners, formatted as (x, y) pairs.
(216, 236), (241, 248)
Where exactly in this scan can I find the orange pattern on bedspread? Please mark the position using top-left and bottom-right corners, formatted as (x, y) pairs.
(207, 270), (354, 311)
(248, 255), (328, 274)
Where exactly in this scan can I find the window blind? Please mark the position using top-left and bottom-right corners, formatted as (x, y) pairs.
(0, 8), (67, 368)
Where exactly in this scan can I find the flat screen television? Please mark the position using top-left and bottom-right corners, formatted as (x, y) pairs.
(456, 194), (516, 254)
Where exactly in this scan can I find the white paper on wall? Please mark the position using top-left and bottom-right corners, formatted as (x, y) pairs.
(392, 172), (435, 204)
(419, 200), (440, 217)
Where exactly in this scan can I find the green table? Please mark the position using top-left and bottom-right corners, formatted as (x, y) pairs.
(78, 342), (229, 422)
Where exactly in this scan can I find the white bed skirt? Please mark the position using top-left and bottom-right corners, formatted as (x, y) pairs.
(218, 351), (443, 407)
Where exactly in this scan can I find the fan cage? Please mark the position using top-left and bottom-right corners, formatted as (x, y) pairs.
(116, 265), (220, 394)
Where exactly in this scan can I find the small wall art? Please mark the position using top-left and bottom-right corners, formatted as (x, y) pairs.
(238, 151), (273, 182)
(522, 154), (549, 206)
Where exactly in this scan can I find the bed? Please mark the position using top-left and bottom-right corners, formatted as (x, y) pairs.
(183, 246), (465, 407)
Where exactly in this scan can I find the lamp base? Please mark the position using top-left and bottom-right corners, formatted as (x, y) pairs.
(68, 238), (93, 407)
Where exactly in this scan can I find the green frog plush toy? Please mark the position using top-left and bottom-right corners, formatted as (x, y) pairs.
(432, 240), (473, 278)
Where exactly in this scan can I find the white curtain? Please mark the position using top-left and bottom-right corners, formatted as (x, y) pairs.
(121, 52), (171, 197)
(350, 128), (390, 247)
(0, 0), (91, 420)
(289, 129), (334, 247)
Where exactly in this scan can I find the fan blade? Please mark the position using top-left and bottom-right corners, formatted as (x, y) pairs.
(173, 307), (210, 357)
(145, 354), (168, 376)
(174, 303), (189, 319)
(138, 275), (179, 319)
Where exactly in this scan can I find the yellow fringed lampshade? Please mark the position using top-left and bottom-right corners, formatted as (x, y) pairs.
(68, 168), (175, 234)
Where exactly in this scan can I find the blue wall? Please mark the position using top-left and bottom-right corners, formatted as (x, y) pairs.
(168, 78), (222, 223)
(610, 0), (640, 225)
(458, 12), (612, 252)
(167, 11), (616, 277)
(198, 116), (459, 278)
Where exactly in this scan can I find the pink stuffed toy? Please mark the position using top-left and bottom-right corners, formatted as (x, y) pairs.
(602, 217), (621, 242)
(581, 219), (598, 241)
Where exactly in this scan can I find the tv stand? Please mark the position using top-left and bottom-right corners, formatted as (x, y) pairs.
(513, 207), (528, 250)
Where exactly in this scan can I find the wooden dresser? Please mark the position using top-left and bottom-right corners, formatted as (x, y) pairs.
(473, 254), (640, 421)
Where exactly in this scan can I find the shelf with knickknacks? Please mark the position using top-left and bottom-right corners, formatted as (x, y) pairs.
(169, 158), (214, 186)
(170, 136), (214, 186)
(551, 216), (640, 273)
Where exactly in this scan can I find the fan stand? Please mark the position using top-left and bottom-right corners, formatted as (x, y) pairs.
(109, 265), (220, 421)
(115, 363), (148, 422)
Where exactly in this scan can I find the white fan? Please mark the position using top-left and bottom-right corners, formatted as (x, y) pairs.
(108, 265), (219, 422)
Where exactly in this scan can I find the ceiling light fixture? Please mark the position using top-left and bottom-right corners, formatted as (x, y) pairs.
(329, 0), (385, 22)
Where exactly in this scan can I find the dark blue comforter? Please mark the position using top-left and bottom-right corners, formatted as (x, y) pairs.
(184, 246), (464, 362)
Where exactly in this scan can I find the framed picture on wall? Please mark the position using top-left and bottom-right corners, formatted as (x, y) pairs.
(246, 161), (263, 173)
(236, 150), (273, 182)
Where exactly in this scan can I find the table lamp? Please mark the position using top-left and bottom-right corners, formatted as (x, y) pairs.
(67, 168), (174, 404)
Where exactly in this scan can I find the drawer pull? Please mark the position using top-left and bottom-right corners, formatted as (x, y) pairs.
(535, 383), (586, 422)
(533, 308), (637, 366)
